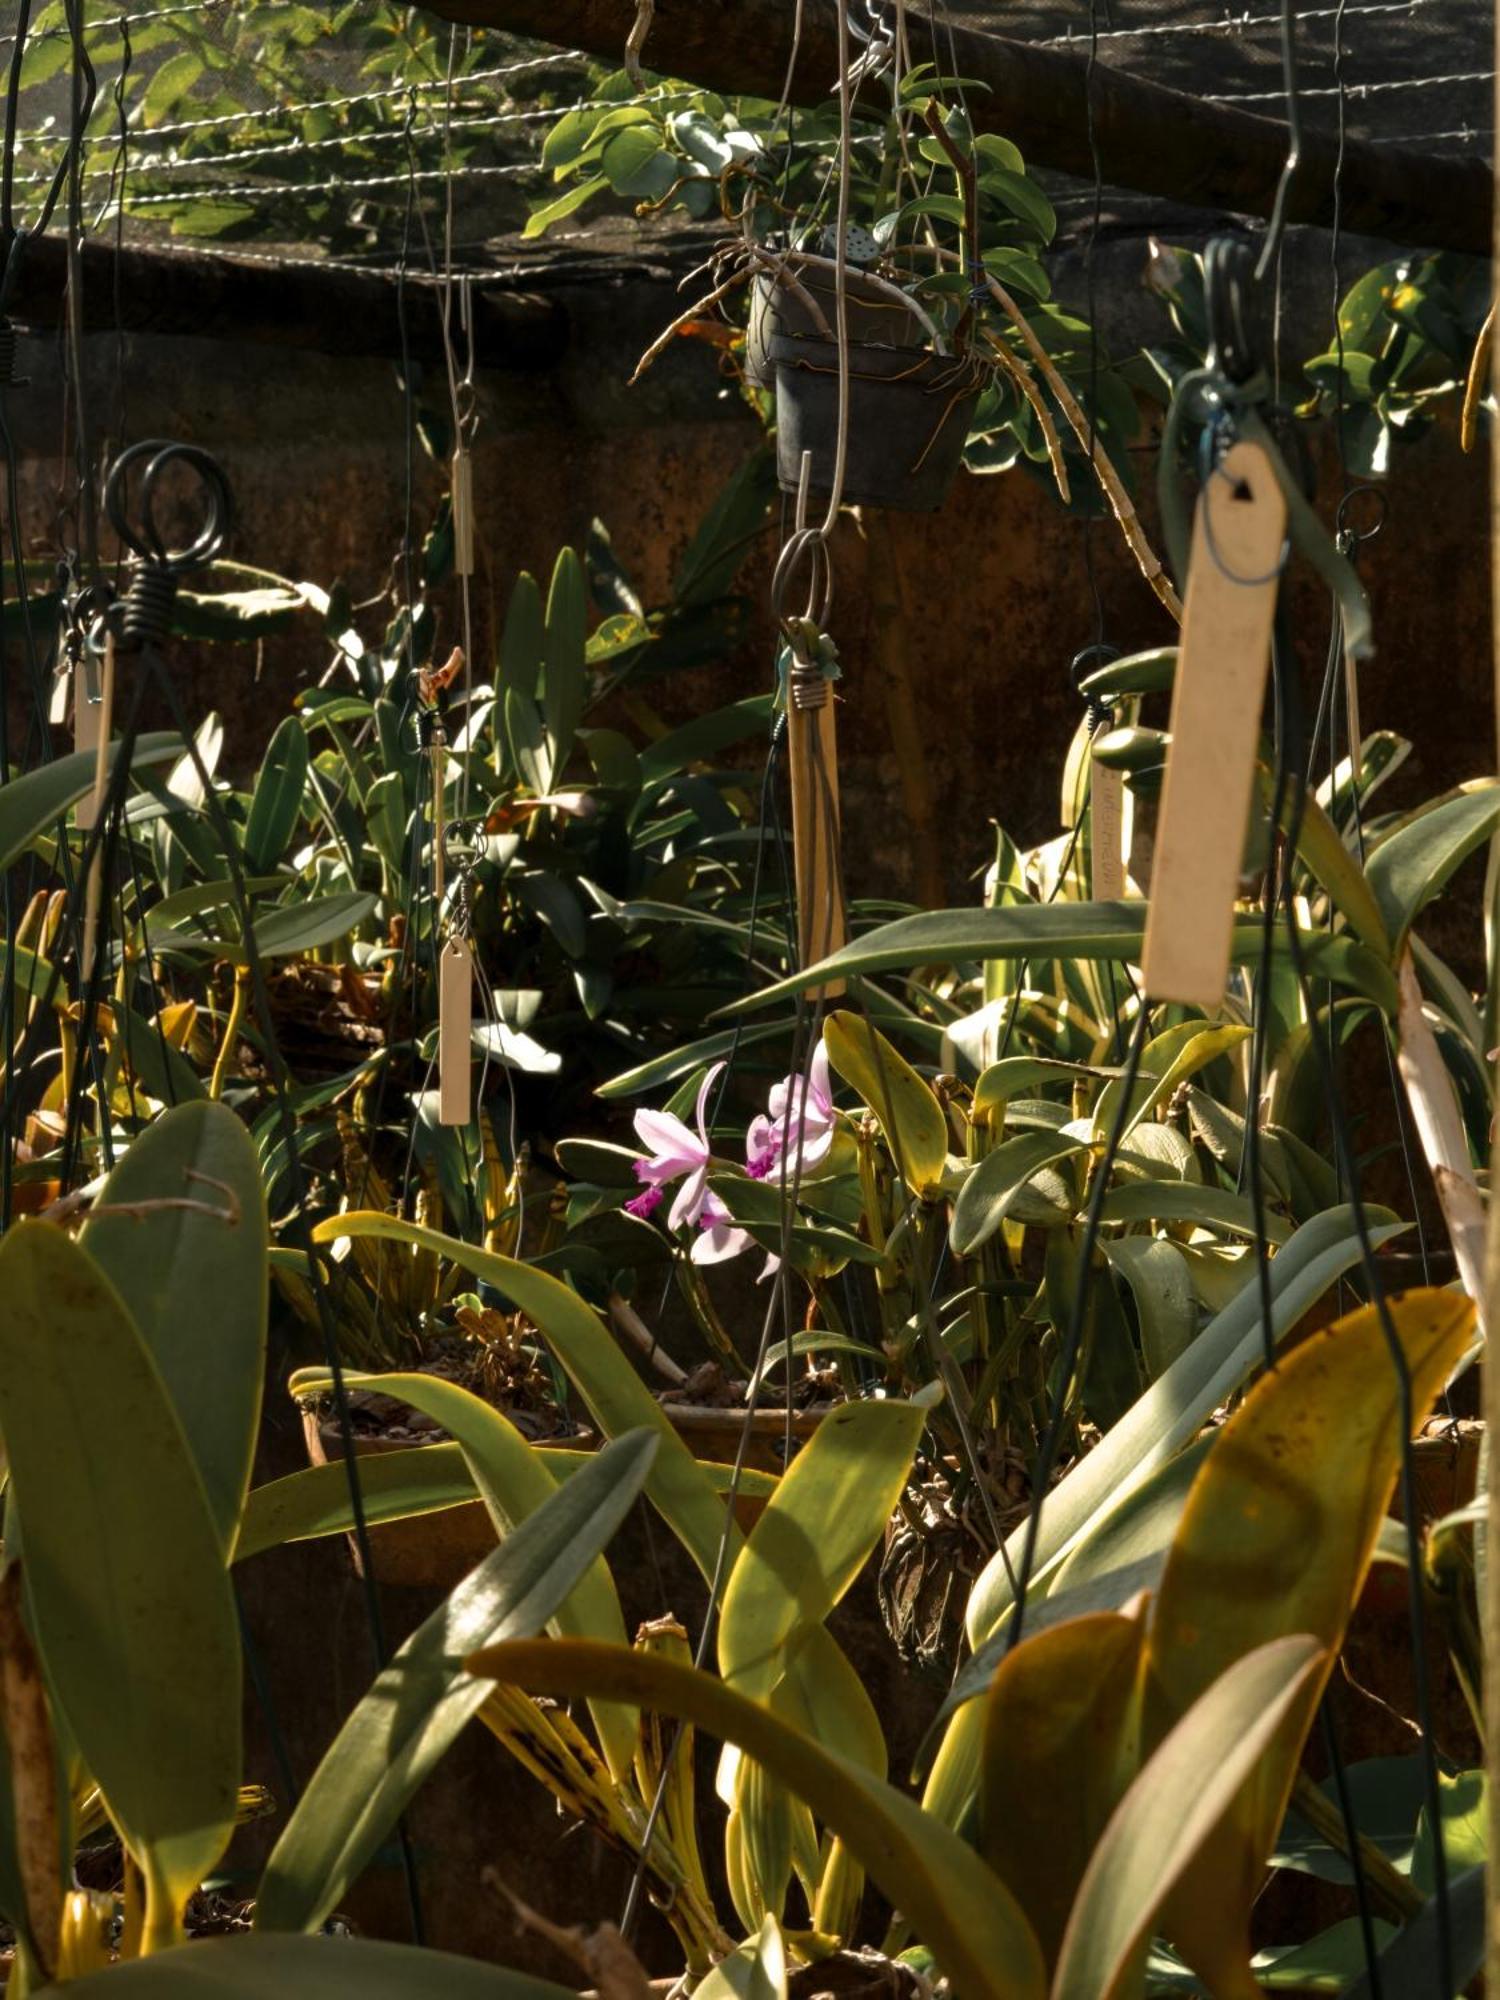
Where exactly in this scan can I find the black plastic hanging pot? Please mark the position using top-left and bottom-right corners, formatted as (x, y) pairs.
(745, 266), (926, 387)
(770, 334), (985, 514)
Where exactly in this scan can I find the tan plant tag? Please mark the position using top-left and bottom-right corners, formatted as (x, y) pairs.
(451, 448), (475, 578)
(1089, 728), (1125, 902)
(788, 693), (847, 1000)
(438, 933), (474, 1127)
(1142, 440), (1287, 1009)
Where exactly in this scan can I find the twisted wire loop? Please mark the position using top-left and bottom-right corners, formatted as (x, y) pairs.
(102, 438), (231, 651)
(1071, 639), (1119, 736)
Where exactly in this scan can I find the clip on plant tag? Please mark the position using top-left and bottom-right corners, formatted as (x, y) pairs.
(1142, 439), (1288, 1010)
(1089, 726), (1125, 902)
(787, 645), (847, 1001)
(438, 933), (474, 1126)
(451, 448), (475, 579)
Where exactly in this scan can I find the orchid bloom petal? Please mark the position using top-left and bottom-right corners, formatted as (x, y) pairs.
(668, 1162), (709, 1234)
(693, 1061), (727, 1147)
(691, 1216), (753, 1265)
(632, 1108), (705, 1179)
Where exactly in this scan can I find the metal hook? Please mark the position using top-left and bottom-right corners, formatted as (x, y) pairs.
(1203, 236), (1259, 388)
(103, 439), (232, 573)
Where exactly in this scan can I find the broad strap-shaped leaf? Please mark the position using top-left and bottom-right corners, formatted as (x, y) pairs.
(1093, 1021), (1251, 1141)
(34, 1933), (579, 1999)
(0, 1223), (239, 1946)
(1366, 782), (1500, 950)
(950, 1131), (1088, 1257)
(82, 1102), (268, 1555)
(930, 1439), (1214, 1741)
(925, 1206), (1405, 1836)
(308, 1217), (881, 1789)
(542, 546), (587, 784)
(234, 1447), (777, 1567)
(1142, 1288), (1474, 1988)
(1051, 1636), (1326, 2000)
(823, 1012), (948, 1198)
(288, 1366), (635, 1779)
(498, 570), (543, 701)
(255, 1431), (656, 1936)
(1339, 1861), (1485, 1999)
(718, 1399), (925, 1705)
(1096, 1180), (1292, 1242)
(309, 1214), (736, 1586)
(465, 1639), (1047, 2000)
(1262, 765), (1391, 958)
(241, 715), (309, 872)
(1104, 1237), (1197, 1377)
(726, 904), (1397, 1015)
(157, 890), (377, 964)
(981, 1607), (1148, 1972)
(0, 734), (181, 872)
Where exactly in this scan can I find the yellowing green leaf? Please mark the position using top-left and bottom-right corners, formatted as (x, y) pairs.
(466, 1639), (1046, 2000)
(981, 1608), (1147, 1971)
(823, 1011), (948, 1197)
(719, 1400), (925, 1704)
(1052, 1636), (1326, 2000)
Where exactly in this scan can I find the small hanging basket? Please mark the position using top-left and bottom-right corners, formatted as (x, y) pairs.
(770, 334), (985, 513)
(745, 266), (926, 387)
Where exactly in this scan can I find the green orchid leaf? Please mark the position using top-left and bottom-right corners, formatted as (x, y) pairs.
(0, 1223), (239, 1943)
(824, 1011), (949, 1198)
(1052, 1636), (1327, 2000)
(1366, 783), (1500, 948)
(81, 1102), (268, 1555)
(0, 734), (181, 872)
(950, 1132), (1088, 1256)
(286, 1365), (636, 1778)
(255, 1431), (656, 1936)
(242, 716), (310, 873)
(34, 1934), (580, 2000)
(466, 1639), (1047, 2000)
(719, 1400), (926, 1704)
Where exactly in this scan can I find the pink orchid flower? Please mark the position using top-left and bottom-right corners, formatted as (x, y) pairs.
(746, 1042), (836, 1183)
(629, 1063), (753, 1265)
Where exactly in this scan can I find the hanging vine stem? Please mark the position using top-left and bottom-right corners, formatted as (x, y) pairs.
(984, 273), (1184, 623)
(979, 325), (1070, 502)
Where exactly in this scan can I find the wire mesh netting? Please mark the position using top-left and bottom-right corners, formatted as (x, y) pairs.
(3, 0), (1491, 281)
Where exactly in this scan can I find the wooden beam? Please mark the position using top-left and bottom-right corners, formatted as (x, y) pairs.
(423, 0), (1491, 257)
(3, 234), (564, 363)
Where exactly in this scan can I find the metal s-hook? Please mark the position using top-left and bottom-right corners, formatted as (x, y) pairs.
(103, 439), (232, 652)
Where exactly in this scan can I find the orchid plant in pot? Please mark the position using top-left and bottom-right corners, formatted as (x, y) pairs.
(530, 55), (1144, 520)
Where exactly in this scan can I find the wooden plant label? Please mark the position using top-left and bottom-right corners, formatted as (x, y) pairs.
(451, 449), (475, 578)
(1089, 727), (1125, 902)
(1142, 441), (1287, 1010)
(438, 932), (474, 1126)
(787, 685), (847, 1000)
